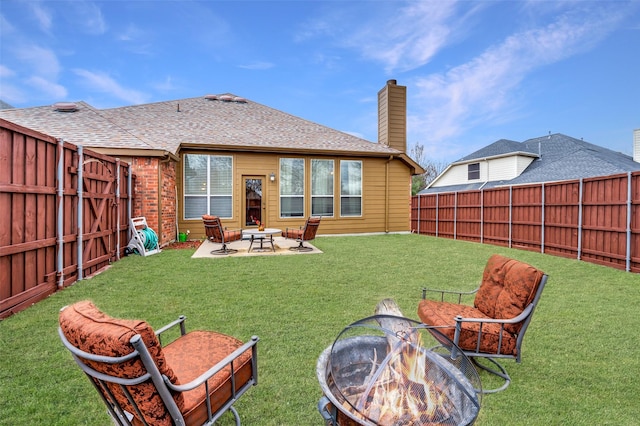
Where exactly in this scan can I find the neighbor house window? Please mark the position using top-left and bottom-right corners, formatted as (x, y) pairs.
(183, 154), (233, 219)
(280, 158), (304, 217)
(312, 159), (334, 217)
(340, 160), (362, 217)
(468, 163), (480, 180)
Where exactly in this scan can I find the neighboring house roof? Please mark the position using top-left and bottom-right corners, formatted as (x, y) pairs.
(421, 133), (639, 194)
(0, 94), (421, 172)
(0, 100), (14, 109)
(457, 138), (537, 161)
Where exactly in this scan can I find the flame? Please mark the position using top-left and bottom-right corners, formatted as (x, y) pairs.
(353, 331), (452, 425)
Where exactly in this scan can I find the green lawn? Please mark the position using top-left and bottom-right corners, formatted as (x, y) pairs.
(1, 234), (638, 425)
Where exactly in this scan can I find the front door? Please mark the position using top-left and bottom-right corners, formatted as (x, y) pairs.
(244, 177), (264, 227)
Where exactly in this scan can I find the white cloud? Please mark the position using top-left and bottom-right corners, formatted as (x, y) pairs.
(410, 6), (625, 145)
(29, 2), (53, 33)
(26, 76), (67, 99)
(72, 1), (107, 35)
(16, 45), (61, 79)
(73, 69), (148, 105)
(237, 61), (275, 70)
(0, 13), (15, 36)
(0, 65), (15, 78)
(0, 83), (25, 105)
(342, 1), (479, 73)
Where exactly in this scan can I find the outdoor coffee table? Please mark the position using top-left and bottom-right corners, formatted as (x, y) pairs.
(244, 228), (281, 252)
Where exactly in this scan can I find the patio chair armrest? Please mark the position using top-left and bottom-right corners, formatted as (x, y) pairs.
(155, 315), (187, 342)
(422, 286), (479, 303)
(164, 335), (259, 392)
(454, 303), (534, 326)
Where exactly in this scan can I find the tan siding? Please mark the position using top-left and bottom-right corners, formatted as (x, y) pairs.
(178, 151), (413, 239)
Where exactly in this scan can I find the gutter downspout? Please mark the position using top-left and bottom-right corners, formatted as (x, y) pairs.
(76, 145), (84, 281)
(115, 158), (121, 260)
(56, 139), (64, 289)
(158, 152), (172, 246)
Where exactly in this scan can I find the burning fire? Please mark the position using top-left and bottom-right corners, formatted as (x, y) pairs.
(347, 331), (454, 425)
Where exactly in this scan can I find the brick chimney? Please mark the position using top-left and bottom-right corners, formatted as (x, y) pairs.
(378, 79), (406, 153)
(634, 128), (640, 163)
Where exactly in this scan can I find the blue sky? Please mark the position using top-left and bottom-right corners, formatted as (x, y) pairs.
(1, 0), (639, 163)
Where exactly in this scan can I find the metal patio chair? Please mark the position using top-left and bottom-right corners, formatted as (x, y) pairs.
(202, 215), (243, 255)
(283, 216), (321, 252)
(417, 254), (548, 393)
(58, 300), (259, 425)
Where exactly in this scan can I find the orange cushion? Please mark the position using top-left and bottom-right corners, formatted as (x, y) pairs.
(223, 229), (242, 241)
(59, 301), (182, 426)
(283, 228), (303, 239)
(163, 331), (254, 425)
(417, 299), (517, 356)
(474, 254), (544, 334)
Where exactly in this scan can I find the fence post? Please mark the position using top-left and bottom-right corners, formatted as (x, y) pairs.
(541, 183), (545, 253)
(56, 139), (64, 289)
(509, 186), (513, 248)
(417, 194), (421, 235)
(454, 192), (458, 240)
(577, 178), (583, 261)
(626, 172), (632, 272)
(116, 159), (121, 260)
(480, 190), (484, 244)
(435, 193), (439, 237)
(77, 145), (83, 281)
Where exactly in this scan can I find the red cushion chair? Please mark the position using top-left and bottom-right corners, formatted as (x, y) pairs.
(417, 254), (547, 393)
(283, 216), (321, 251)
(202, 215), (243, 255)
(58, 300), (258, 425)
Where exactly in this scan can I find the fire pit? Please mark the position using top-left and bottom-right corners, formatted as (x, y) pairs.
(317, 315), (481, 426)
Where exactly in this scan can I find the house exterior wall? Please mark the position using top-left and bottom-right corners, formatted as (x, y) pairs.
(634, 128), (640, 163)
(176, 150), (412, 239)
(432, 155), (535, 187)
(126, 157), (177, 246)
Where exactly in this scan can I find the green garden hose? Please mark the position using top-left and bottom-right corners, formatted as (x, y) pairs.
(139, 226), (158, 251)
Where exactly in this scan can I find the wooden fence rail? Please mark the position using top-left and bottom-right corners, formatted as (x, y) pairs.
(411, 171), (640, 273)
(0, 119), (132, 318)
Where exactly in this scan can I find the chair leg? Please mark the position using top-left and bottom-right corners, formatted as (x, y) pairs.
(471, 357), (511, 393)
(229, 405), (241, 426)
(288, 240), (314, 252)
(210, 243), (238, 255)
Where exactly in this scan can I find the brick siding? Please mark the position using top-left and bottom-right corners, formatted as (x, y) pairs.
(130, 157), (177, 246)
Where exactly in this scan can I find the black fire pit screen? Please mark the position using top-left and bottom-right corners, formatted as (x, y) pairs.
(317, 315), (481, 426)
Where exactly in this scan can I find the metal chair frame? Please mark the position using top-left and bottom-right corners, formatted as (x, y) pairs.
(59, 314), (259, 425)
(422, 273), (548, 393)
(202, 215), (242, 255)
(284, 216), (321, 252)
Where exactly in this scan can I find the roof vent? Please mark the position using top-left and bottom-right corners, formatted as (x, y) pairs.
(219, 95), (233, 102)
(233, 97), (247, 103)
(53, 102), (78, 112)
(204, 94), (218, 101)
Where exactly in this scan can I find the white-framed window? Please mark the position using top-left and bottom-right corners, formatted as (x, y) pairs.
(311, 159), (334, 217)
(280, 158), (304, 217)
(340, 160), (362, 217)
(468, 162), (480, 180)
(183, 154), (233, 219)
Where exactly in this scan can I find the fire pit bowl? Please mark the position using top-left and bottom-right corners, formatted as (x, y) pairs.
(317, 315), (481, 426)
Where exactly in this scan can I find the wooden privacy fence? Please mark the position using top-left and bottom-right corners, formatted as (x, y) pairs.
(0, 119), (133, 319)
(412, 171), (640, 273)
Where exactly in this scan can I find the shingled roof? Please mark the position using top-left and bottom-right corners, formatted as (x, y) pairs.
(0, 94), (409, 160)
(421, 133), (639, 194)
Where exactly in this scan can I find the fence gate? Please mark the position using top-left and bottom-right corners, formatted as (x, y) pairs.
(0, 119), (131, 319)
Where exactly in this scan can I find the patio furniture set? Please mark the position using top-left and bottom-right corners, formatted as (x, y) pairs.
(58, 249), (547, 425)
(202, 215), (321, 255)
